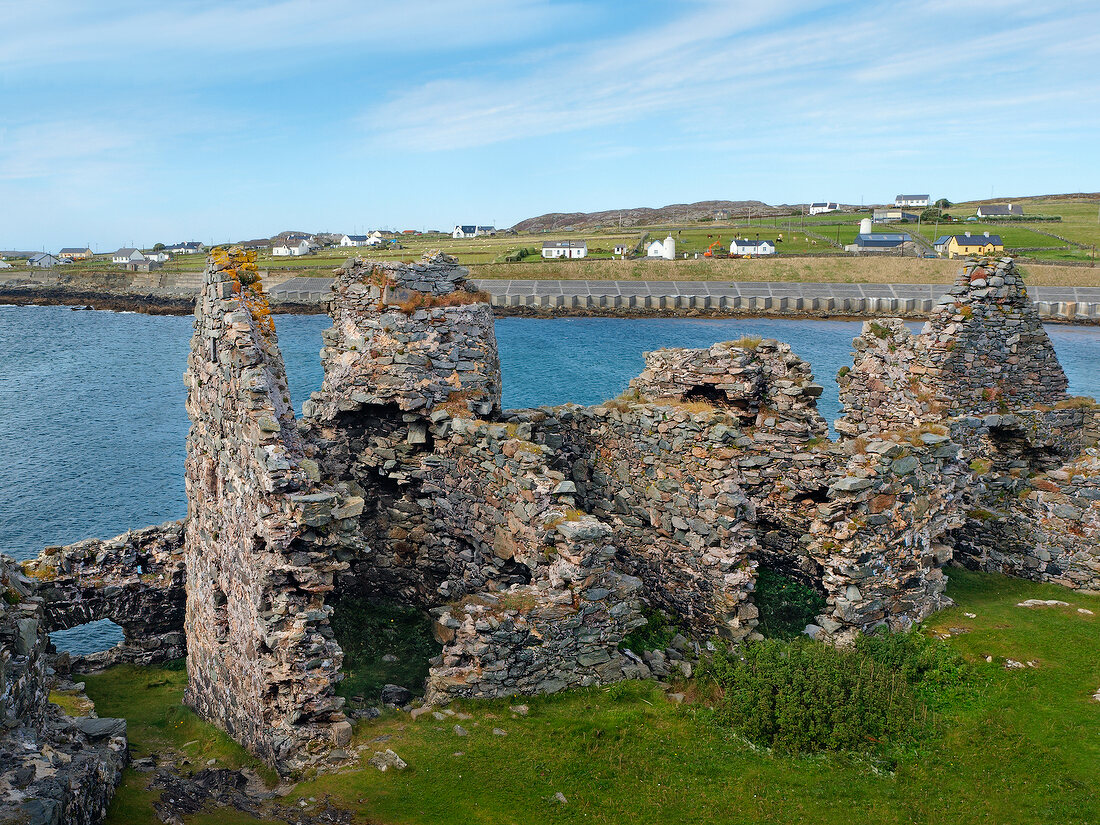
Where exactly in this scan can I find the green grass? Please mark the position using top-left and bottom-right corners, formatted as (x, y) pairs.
(80, 568), (1100, 824)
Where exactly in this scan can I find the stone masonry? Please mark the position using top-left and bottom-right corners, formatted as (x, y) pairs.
(21, 521), (186, 667)
(0, 555), (128, 824)
(20, 252), (1099, 788)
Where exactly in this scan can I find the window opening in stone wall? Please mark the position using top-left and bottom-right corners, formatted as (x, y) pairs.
(751, 560), (827, 640)
(49, 618), (125, 657)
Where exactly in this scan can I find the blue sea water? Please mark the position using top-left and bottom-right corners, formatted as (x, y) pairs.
(1, 306), (1097, 653)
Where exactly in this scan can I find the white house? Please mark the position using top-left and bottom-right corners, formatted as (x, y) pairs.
(730, 239), (776, 256)
(341, 234), (369, 247)
(366, 235), (386, 246)
(112, 248), (146, 264)
(452, 225), (495, 239)
(29, 253), (62, 267)
(808, 202), (839, 215)
(646, 235), (676, 260)
(145, 250), (170, 263)
(894, 194), (930, 208)
(541, 240), (588, 259)
(272, 239), (312, 256)
(614, 244), (629, 256)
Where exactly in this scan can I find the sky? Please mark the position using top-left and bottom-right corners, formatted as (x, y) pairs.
(2, 0), (1098, 251)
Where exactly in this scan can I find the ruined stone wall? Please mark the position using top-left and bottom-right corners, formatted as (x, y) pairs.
(836, 258), (1068, 439)
(426, 517), (645, 701)
(500, 342), (965, 643)
(22, 521), (186, 666)
(184, 249), (351, 774)
(916, 258), (1067, 415)
(0, 556), (127, 825)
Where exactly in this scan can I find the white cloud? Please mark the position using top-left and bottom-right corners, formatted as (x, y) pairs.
(0, 0), (573, 72)
(360, 0), (1100, 151)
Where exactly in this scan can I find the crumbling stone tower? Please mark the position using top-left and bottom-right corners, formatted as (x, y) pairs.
(183, 249), (352, 773)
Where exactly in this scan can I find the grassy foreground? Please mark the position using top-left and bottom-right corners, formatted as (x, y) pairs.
(78, 568), (1100, 825)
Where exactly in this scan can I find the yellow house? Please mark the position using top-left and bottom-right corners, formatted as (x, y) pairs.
(58, 247), (93, 260)
(946, 232), (1003, 259)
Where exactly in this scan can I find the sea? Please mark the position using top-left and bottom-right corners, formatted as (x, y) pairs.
(2, 305), (1098, 654)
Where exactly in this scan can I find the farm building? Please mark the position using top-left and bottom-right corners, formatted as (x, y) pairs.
(808, 202), (839, 215)
(112, 248), (146, 264)
(58, 247), (92, 260)
(541, 240), (588, 259)
(847, 233), (911, 253)
(646, 235), (676, 260)
(933, 236), (953, 255)
(873, 208), (919, 223)
(976, 204), (1024, 218)
(944, 232), (1003, 258)
(730, 239), (776, 256)
(614, 244), (629, 255)
(272, 239), (312, 256)
(894, 195), (930, 208)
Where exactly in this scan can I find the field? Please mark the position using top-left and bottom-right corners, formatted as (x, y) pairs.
(7, 198), (1098, 288)
(77, 568), (1100, 825)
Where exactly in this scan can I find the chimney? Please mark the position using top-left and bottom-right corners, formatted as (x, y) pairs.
(984, 231), (990, 237)
(965, 231), (971, 237)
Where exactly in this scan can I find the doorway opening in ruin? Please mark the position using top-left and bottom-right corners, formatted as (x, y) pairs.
(328, 592), (442, 710)
(750, 524), (827, 639)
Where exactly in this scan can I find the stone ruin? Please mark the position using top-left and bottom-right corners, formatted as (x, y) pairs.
(14, 251), (1099, 780)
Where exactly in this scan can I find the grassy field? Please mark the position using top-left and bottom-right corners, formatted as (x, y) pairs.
(468, 256), (1100, 287)
(77, 568), (1100, 825)
(7, 198), (1097, 285)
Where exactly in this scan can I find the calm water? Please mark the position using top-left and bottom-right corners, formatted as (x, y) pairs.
(2, 306), (1098, 653)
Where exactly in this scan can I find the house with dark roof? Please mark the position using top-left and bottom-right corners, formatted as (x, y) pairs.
(165, 241), (204, 254)
(848, 232), (911, 252)
(542, 240), (588, 259)
(894, 195), (930, 208)
(29, 253), (63, 267)
(808, 202), (839, 215)
(58, 247), (92, 260)
(341, 234), (370, 247)
(112, 248), (146, 264)
(452, 225), (494, 239)
(945, 232), (1003, 258)
(976, 203), (1024, 218)
(730, 239), (777, 256)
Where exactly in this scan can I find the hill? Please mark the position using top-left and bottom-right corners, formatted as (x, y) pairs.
(512, 200), (803, 232)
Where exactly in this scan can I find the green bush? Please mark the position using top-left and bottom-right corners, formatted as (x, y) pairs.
(707, 631), (973, 756)
(753, 567), (826, 639)
(620, 608), (680, 652)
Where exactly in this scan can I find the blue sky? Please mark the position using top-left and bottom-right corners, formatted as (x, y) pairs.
(2, 0), (1098, 251)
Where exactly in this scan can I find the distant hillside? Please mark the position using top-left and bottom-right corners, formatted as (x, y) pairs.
(955, 193), (1100, 206)
(512, 201), (801, 232)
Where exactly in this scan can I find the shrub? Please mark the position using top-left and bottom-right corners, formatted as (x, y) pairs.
(868, 322), (891, 340)
(753, 568), (826, 639)
(620, 609), (680, 652)
(707, 631), (972, 755)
